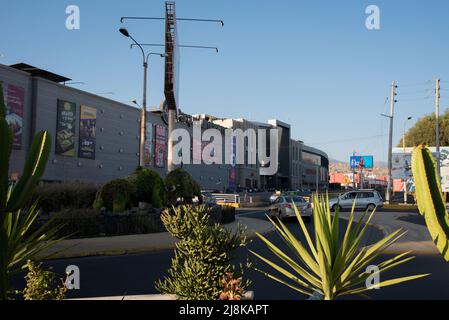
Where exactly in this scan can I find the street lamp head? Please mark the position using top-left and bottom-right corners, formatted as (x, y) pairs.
(407, 116), (413, 121)
(119, 28), (130, 37)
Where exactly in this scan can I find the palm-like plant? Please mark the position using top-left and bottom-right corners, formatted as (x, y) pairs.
(412, 145), (449, 261)
(250, 195), (429, 300)
(0, 83), (62, 299)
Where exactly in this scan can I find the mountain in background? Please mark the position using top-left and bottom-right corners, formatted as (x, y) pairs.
(329, 159), (388, 177)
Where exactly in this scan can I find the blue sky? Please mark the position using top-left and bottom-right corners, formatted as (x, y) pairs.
(1, 0), (448, 162)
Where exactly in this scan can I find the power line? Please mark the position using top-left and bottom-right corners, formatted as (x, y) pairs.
(309, 134), (388, 146)
(396, 88), (433, 96)
(397, 80), (433, 87)
(396, 96), (432, 102)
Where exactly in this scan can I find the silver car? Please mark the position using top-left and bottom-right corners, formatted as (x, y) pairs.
(270, 191), (281, 204)
(329, 190), (384, 212)
(268, 196), (313, 222)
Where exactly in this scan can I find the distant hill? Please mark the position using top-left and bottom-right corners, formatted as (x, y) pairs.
(329, 158), (345, 164)
(329, 159), (388, 177)
(374, 161), (387, 168)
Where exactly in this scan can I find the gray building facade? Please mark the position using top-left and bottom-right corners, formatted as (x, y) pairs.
(1, 63), (229, 190)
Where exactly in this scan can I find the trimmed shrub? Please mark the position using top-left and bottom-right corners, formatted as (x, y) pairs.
(155, 206), (250, 300)
(164, 168), (201, 205)
(32, 182), (99, 213)
(127, 167), (165, 208)
(220, 206), (236, 224)
(94, 179), (133, 213)
(208, 205), (236, 225)
(22, 260), (67, 300)
(42, 209), (165, 238)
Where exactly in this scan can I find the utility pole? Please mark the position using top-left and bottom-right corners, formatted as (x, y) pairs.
(436, 78), (441, 180)
(386, 81), (397, 204)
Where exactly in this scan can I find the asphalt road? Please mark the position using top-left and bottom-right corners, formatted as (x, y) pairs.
(11, 210), (449, 300)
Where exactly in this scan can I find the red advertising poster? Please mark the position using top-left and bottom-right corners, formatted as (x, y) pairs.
(393, 179), (404, 193)
(154, 124), (167, 168)
(6, 84), (24, 149)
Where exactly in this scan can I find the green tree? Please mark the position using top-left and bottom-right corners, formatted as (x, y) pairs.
(399, 109), (449, 147)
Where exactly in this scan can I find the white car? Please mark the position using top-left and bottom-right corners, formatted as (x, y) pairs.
(268, 196), (313, 222)
(329, 190), (384, 212)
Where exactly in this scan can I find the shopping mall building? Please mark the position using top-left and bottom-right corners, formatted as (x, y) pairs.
(2, 62), (329, 191)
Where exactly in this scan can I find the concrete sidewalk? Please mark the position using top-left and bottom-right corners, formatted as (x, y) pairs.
(339, 211), (438, 255)
(38, 216), (274, 260)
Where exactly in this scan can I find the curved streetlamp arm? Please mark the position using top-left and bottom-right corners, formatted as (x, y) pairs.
(121, 16), (224, 27)
(132, 43), (219, 53)
(128, 35), (146, 65)
(145, 52), (166, 63)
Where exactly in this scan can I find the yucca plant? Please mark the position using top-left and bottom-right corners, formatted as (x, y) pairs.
(0, 83), (62, 299)
(250, 194), (429, 300)
(412, 145), (449, 261)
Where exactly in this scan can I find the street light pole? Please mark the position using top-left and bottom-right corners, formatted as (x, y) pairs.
(119, 28), (164, 167)
(386, 81), (397, 205)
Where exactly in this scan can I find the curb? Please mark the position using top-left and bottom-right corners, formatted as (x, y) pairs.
(42, 216), (274, 261)
(69, 291), (255, 301)
(338, 213), (440, 256)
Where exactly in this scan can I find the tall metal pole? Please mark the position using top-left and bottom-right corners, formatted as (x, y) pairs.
(436, 78), (441, 180)
(386, 81), (396, 204)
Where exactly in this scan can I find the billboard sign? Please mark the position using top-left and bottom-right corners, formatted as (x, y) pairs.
(393, 147), (449, 191)
(350, 156), (374, 169)
(154, 124), (166, 168)
(5, 84), (24, 149)
(144, 122), (153, 167)
(56, 100), (76, 156)
(228, 135), (237, 191)
(79, 105), (97, 159)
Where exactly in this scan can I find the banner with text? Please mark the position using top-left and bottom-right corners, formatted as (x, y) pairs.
(56, 100), (76, 156)
(5, 84), (24, 149)
(145, 122), (153, 167)
(154, 124), (166, 168)
(79, 105), (97, 159)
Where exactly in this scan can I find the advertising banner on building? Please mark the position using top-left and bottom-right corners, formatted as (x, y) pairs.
(228, 135), (237, 191)
(154, 124), (166, 168)
(79, 105), (97, 159)
(5, 84), (24, 149)
(393, 147), (449, 191)
(144, 122), (153, 167)
(56, 100), (76, 156)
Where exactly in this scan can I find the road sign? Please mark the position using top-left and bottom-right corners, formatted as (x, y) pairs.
(350, 156), (374, 169)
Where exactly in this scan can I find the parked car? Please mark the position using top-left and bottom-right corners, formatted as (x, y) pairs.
(329, 190), (384, 212)
(268, 196), (313, 222)
(270, 191), (281, 204)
